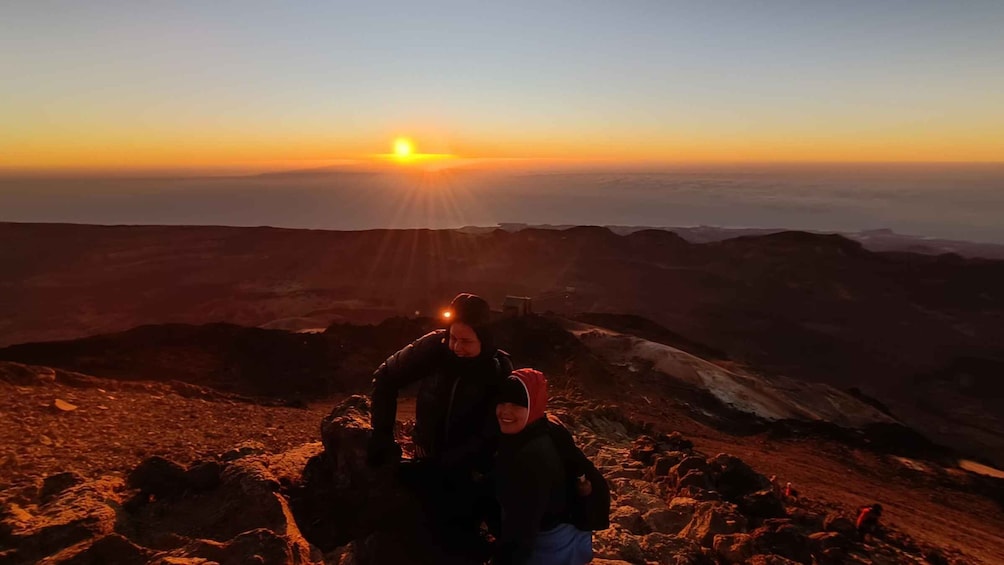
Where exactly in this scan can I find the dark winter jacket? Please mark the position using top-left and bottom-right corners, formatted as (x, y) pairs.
(371, 329), (512, 471)
(493, 418), (568, 565)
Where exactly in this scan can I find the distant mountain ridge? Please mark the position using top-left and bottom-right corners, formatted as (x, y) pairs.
(1, 221), (1002, 465)
(493, 223), (1004, 259)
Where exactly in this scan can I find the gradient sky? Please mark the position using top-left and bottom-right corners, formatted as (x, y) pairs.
(3, 1), (1004, 172)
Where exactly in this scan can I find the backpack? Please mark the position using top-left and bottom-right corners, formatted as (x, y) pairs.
(546, 419), (611, 531)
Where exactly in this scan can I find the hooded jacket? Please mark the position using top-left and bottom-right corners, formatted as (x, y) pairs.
(493, 369), (568, 565)
(370, 329), (512, 470)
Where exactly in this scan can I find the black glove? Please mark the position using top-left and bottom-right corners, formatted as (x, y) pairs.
(366, 434), (402, 467)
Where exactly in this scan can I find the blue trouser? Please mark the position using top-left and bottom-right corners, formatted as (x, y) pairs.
(525, 523), (593, 565)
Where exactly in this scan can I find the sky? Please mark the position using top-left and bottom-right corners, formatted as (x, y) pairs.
(3, 1), (1004, 173)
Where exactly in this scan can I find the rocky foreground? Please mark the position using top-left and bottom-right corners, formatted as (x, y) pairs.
(0, 393), (972, 565)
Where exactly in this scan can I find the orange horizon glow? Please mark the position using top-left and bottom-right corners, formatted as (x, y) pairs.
(4, 131), (1004, 176)
(3, 137), (999, 174)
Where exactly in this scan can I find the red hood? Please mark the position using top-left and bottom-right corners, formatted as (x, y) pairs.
(510, 368), (548, 427)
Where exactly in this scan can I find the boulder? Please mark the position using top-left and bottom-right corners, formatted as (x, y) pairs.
(679, 501), (747, 547)
(2, 478), (120, 564)
(122, 456), (314, 562)
(319, 395), (374, 489)
(739, 489), (787, 523)
(660, 432), (694, 452)
(40, 472), (85, 503)
(183, 461), (223, 492)
(648, 455), (678, 479)
(45, 532), (153, 565)
(593, 527), (645, 563)
(169, 528), (309, 565)
(126, 456), (189, 499)
(296, 398), (413, 553)
(709, 454), (770, 502)
(642, 503), (693, 535)
(751, 522), (811, 564)
(612, 489), (665, 514)
(609, 506), (646, 534)
(676, 469), (712, 491)
(629, 436), (660, 465)
(671, 456), (710, 480)
(713, 533), (754, 564)
(822, 513), (857, 537)
(639, 532), (706, 564)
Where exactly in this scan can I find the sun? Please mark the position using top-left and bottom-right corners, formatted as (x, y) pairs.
(394, 138), (414, 159)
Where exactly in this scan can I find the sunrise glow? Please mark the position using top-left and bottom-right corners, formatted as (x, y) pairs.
(0, 3), (1002, 175)
(394, 138), (414, 159)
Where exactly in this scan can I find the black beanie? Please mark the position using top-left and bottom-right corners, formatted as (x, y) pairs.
(449, 293), (494, 353)
(497, 376), (529, 407)
(450, 293), (490, 328)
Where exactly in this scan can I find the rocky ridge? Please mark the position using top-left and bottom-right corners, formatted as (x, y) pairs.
(1, 395), (973, 565)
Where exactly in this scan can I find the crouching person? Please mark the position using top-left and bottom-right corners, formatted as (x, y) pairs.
(492, 369), (592, 565)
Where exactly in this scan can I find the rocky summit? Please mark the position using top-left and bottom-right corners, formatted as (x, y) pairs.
(0, 395), (974, 565)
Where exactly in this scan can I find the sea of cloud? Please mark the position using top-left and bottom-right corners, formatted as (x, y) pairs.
(2, 163), (1002, 243)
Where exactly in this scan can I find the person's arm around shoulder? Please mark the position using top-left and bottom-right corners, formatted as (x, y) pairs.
(368, 330), (444, 465)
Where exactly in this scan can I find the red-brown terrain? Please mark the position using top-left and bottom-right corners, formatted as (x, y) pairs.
(1, 222), (1003, 564)
(2, 312), (1002, 563)
(1, 222), (1002, 465)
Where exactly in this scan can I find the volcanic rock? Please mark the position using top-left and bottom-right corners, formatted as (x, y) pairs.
(671, 456), (710, 482)
(642, 504), (692, 535)
(182, 461), (223, 492)
(679, 501), (747, 547)
(713, 532), (754, 564)
(822, 512), (857, 537)
(738, 489), (787, 523)
(709, 453), (771, 501)
(126, 456), (189, 499)
(2, 479), (119, 564)
(39, 472), (85, 503)
(47, 532), (154, 565)
(659, 432), (694, 452)
(750, 521), (812, 564)
(610, 506), (646, 534)
(639, 532), (706, 564)
(677, 469), (712, 491)
(593, 527), (645, 563)
(52, 399), (77, 412)
(629, 435), (660, 465)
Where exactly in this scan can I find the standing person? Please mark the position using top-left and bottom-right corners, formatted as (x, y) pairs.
(493, 369), (592, 565)
(367, 292), (512, 562)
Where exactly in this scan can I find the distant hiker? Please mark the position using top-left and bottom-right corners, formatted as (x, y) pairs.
(856, 503), (883, 541)
(368, 292), (513, 560)
(784, 481), (799, 501)
(492, 369), (593, 565)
